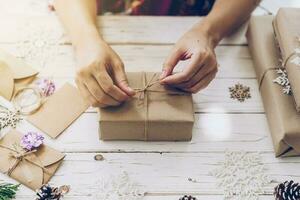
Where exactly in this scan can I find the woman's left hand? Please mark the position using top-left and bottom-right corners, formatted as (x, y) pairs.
(160, 24), (218, 93)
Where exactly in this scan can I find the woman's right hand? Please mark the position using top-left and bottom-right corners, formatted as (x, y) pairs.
(74, 36), (135, 107)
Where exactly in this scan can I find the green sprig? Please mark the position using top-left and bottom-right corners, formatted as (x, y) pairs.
(0, 182), (20, 200)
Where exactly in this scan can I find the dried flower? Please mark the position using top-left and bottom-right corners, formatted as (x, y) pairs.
(20, 132), (44, 151)
(35, 78), (56, 97)
(229, 83), (251, 102)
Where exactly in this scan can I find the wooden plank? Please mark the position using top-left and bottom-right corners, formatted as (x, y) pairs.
(0, 15), (249, 45)
(0, 152), (296, 198)
(0, 44), (256, 79)
(14, 113), (272, 153)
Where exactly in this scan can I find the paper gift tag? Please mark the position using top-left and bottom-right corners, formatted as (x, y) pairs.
(27, 83), (89, 138)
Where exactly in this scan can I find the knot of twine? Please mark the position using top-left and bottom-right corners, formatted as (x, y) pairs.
(7, 149), (37, 176)
(258, 52), (297, 90)
(0, 144), (51, 179)
(134, 73), (160, 103)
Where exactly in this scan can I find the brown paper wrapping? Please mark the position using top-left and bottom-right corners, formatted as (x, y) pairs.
(99, 72), (194, 141)
(0, 130), (65, 190)
(273, 8), (300, 112)
(0, 49), (38, 100)
(247, 15), (300, 157)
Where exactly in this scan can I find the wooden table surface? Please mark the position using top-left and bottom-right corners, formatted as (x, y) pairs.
(0, 1), (300, 199)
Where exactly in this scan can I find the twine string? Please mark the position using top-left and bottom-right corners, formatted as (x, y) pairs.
(133, 73), (159, 140)
(0, 144), (51, 179)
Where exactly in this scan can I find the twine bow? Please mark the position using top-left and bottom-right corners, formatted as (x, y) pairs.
(0, 144), (51, 179)
(134, 73), (159, 103)
(133, 73), (159, 140)
(132, 72), (188, 140)
(7, 149), (37, 176)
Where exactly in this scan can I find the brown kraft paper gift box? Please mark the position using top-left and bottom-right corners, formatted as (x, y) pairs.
(247, 15), (300, 157)
(273, 8), (300, 112)
(99, 72), (194, 141)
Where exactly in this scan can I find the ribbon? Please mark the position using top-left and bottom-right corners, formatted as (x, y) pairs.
(258, 53), (295, 91)
(258, 67), (280, 90)
(133, 72), (188, 140)
(0, 144), (51, 180)
(12, 86), (43, 115)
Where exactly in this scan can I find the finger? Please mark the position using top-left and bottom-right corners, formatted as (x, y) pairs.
(93, 67), (129, 102)
(160, 48), (183, 79)
(84, 75), (121, 106)
(184, 68), (217, 93)
(161, 51), (208, 85)
(113, 63), (135, 96)
(175, 58), (217, 89)
(75, 79), (107, 107)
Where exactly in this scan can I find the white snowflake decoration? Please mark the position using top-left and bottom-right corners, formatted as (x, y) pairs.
(0, 106), (22, 137)
(96, 171), (145, 200)
(16, 21), (64, 68)
(273, 68), (292, 95)
(210, 151), (271, 200)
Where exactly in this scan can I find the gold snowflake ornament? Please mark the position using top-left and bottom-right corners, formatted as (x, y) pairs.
(229, 83), (251, 102)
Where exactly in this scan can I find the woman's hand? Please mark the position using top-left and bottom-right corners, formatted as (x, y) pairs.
(75, 37), (135, 107)
(160, 23), (218, 93)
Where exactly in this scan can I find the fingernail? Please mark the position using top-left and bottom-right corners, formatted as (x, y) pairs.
(127, 86), (136, 95)
(159, 79), (166, 85)
(159, 70), (167, 79)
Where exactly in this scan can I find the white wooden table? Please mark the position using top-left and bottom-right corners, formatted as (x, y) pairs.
(0, 1), (300, 199)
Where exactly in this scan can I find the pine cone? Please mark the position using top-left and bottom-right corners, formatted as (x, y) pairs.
(36, 184), (62, 200)
(179, 195), (197, 200)
(274, 180), (300, 200)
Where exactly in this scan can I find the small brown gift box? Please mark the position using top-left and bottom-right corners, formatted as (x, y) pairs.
(247, 15), (300, 157)
(273, 8), (300, 112)
(0, 130), (65, 190)
(99, 72), (194, 141)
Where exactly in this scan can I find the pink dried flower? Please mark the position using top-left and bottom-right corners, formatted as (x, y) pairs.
(20, 132), (44, 151)
(35, 78), (56, 97)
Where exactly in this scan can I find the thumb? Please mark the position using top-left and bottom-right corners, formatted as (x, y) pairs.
(160, 48), (182, 80)
(114, 66), (135, 96)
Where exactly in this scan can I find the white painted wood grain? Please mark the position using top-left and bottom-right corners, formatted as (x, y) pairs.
(12, 113), (271, 153)
(0, 152), (297, 199)
(20, 76), (262, 113)
(0, 15), (249, 45)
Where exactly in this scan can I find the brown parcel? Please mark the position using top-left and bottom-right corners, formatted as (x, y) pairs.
(0, 130), (65, 190)
(0, 49), (38, 101)
(273, 8), (300, 112)
(99, 72), (194, 141)
(247, 15), (300, 157)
